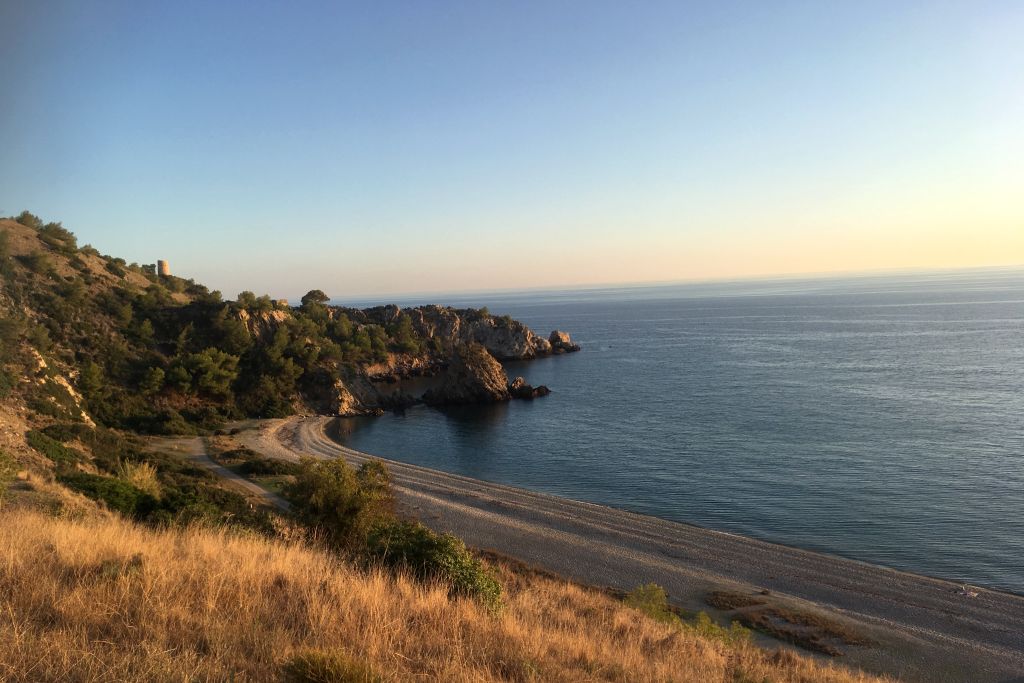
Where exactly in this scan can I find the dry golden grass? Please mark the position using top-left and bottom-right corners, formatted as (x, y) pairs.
(0, 509), (893, 682)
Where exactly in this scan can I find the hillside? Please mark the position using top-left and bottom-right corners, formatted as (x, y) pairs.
(0, 508), (889, 683)
(0, 212), (568, 436)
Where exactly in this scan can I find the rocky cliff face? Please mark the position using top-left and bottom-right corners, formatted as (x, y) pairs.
(423, 344), (511, 406)
(236, 309), (291, 340)
(311, 369), (385, 417)
(354, 305), (556, 360)
(364, 353), (439, 382)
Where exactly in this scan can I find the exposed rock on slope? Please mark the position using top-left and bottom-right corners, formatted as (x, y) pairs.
(423, 344), (511, 405)
(236, 308), (290, 340)
(357, 305), (554, 360)
(311, 370), (384, 417)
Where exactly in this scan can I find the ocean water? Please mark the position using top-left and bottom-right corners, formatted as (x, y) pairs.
(337, 269), (1024, 594)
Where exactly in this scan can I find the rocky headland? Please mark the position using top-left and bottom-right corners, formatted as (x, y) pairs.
(299, 306), (577, 415)
(421, 343), (552, 406)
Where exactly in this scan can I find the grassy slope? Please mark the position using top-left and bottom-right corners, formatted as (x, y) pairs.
(0, 509), (890, 683)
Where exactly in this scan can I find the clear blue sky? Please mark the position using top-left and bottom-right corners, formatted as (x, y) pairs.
(1, 1), (1021, 300)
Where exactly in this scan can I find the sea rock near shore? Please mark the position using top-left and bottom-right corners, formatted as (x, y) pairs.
(423, 344), (511, 405)
(508, 376), (551, 400)
(548, 330), (580, 354)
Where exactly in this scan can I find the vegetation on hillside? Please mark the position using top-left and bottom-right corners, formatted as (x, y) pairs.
(0, 211), (890, 682)
(0, 211), (488, 435)
(0, 509), (892, 683)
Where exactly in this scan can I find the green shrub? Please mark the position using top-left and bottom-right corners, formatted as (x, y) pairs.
(0, 369), (14, 397)
(41, 422), (141, 473)
(366, 520), (503, 611)
(26, 429), (84, 465)
(145, 475), (273, 533)
(690, 611), (752, 646)
(0, 450), (16, 502)
(624, 583), (751, 645)
(17, 251), (52, 274)
(284, 457), (394, 549)
(282, 649), (381, 683)
(237, 457), (301, 477)
(155, 409), (196, 435)
(38, 222), (78, 254)
(104, 260), (126, 278)
(14, 211), (43, 230)
(625, 583), (680, 626)
(58, 470), (157, 517)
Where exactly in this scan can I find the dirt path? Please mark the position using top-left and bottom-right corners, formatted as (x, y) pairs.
(235, 416), (1024, 683)
(152, 436), (290, 512)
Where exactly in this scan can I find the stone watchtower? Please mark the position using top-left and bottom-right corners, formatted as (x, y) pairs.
(157, 260), (171, 277)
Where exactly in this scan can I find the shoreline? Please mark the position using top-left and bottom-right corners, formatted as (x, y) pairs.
(238, 416), (1024, 683)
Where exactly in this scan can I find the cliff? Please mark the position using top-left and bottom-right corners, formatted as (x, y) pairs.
(423, 344), (511, 405)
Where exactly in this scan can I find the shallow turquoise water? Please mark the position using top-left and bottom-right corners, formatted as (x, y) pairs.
(337, 269), (1024, 594)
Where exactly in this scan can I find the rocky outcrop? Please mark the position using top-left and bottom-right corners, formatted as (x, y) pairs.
(548, 330), (580, 354)
(508, 376), (551, 400)
(423, 344), (511, 406)
(365, 353), (441, 383)
(323, 371), (384, 417)
(341, 304), (576, 361)
(236, 309), (290, 341)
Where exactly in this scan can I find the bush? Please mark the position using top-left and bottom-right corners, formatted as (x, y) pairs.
(283, 649), (381, 683)
(58, 471), (157, 518)
(152, 480), (274, 533)
(237, 457), (301, 477)
(38, 222), (77, 254)
(625, 583), (680, 626)
(690, 611), (752, 646)
(366, 520), (503, 611)
(14, 210), (43, 230)
(0, 369), (14, 397)
(284, 458), (394, 549)
(0, 450), (15, 502)
(155, 409), (196, 435)
(17, 251), (52, 274)
(41, 422), (141, 473)
(26, 429), (84, 465)
(624, 583), (751, 645)
(214, 447), (299, 476)
(116, 461), (161, 499)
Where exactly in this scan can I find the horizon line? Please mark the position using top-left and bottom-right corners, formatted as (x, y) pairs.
(325, 263), (1024, 306)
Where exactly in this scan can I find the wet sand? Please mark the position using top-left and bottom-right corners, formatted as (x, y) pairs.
(238, 417), (1024, 683)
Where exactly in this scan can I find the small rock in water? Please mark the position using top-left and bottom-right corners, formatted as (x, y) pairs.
(548, 330), (581, 354)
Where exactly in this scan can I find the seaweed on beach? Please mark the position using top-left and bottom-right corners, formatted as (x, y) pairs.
(704, 592), (874, 657)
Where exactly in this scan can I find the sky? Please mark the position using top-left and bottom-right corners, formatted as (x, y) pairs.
(1, 1), (1022, 300)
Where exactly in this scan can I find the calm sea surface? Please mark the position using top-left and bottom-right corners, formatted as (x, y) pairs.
(337, 269), (1024, 594)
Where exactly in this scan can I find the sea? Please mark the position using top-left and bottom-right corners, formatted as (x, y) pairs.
(335, 268), (1024, 594)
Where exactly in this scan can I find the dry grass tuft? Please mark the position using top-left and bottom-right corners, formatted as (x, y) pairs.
(0, 509), (893, 682)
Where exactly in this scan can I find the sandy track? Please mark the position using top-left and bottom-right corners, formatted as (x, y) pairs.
(153, 437), (290, 512)
(242, 417), (1024, 683)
